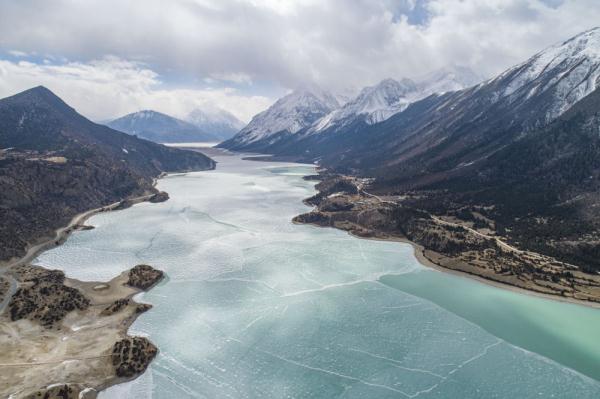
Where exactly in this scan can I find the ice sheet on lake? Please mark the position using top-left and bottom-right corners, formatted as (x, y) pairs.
(35, 155), (600, 398)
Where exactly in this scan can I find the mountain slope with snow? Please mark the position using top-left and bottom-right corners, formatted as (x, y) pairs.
(219, 87), (339, 151)
(107, 110), (220, 143)
(311, 78), (418, 132)
(186, 107), (244, 141)
(493, 27), (600, 121)
(415, 66), (484, 96)
(311, 68), (483, 134)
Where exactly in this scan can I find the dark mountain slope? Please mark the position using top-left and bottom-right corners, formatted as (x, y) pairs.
(414, 87), (600, 271)
(0, 86), (215, 261)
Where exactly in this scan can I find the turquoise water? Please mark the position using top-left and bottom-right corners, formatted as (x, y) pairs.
(35, 154), (600, 398)
(380, 270), (600, 382)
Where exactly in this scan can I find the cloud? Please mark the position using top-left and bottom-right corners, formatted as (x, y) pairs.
(0, 0), (599, 116)
(0, 56), (271, 122)
(7, 50), (29, 57)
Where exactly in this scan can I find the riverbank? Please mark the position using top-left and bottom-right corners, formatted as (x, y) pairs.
(293, 174), (600, 307)
(0, 178), (169, 398)
(1, 174), (168, 270)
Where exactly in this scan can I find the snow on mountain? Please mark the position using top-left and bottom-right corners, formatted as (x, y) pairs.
(311, 78), (417, 132)
(493, 27), (600, 121)
(311, 67), (483, 133)
(416, 65), (484, 96)
(223, 87), (340, 147)
(186, 106), (245, 140)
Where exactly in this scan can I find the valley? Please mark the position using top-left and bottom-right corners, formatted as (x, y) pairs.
(222, 27), (600, 304)
(2, 12), (600, 398)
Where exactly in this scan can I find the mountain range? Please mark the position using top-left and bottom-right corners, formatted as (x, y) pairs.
(221, 27), (600, 274)
(0, 86), (215, 261)
(107, 107), (243, 144)
(220, 66), (483, 151)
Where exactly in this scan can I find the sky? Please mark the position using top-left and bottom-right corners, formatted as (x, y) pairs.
(0, 0), (599, 123)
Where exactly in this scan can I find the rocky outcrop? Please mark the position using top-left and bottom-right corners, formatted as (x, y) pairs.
(101, 298), (131, 316)
(24, 384), (84, 399)
(8, 265), (90, 327)
(1, 264), (165, 398)
(149, 191), (169, 203)
(112, 337), (158, 378)
(304, 177), (358, 206)
(127, 264), (164, 290)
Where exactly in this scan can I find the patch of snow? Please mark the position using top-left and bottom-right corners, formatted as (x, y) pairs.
(18, 113), (26, 128)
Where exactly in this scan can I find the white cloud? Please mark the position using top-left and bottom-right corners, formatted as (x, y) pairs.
(0, 0), (599, 117)
(7, 50), (28, 57)
(0, 57), (271, 122)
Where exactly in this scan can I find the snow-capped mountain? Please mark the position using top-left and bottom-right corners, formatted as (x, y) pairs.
(311, 67), (483, 133)
(107, 110), (220, 143)
(224, 28), (600, 156)
(219, 87), (339, 150)
(186, 106), (244, 141)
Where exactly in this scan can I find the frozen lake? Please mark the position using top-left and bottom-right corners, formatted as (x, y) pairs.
(36, 153), (600, 398)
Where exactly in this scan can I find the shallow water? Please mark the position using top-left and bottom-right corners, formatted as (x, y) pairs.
(36, 154), (600, 398)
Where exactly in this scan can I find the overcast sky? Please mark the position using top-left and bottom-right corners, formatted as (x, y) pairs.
(0, 0), (599, 122)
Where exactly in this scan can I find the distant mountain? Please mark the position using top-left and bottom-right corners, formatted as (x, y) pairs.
(219, 87), (339, 151)
(186, 107), (244, 141)
(107, 110), (220, 143)
(0, 86), (215, 261)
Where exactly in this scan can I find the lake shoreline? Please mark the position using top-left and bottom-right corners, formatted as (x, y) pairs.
(292, 172), (600, 309)
(0, 176), (169, 398)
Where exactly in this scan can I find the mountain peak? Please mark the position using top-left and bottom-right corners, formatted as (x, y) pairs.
(287, 85), (340, 110)
(416, 66), (484, 95)
(219, 85), (339, 149)
(0, 86), (82, 124)
(186, 106), (244, 140)
(4, 85), (68, 108)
